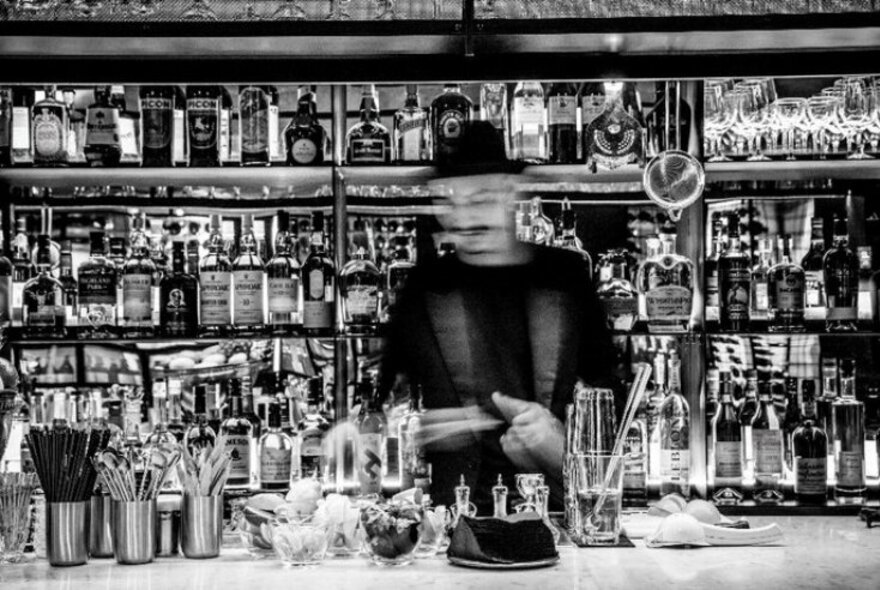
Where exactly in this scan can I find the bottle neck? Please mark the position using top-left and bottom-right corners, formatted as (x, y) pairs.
(310, 229), (325, 253)
(745, 380), (758, 399)
(154, 395), (169, 426)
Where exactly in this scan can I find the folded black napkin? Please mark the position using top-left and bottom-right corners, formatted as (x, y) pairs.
(447, 515), (559, 564)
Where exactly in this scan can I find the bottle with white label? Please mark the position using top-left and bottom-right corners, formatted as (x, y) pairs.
(199, 215), (232, 337)
(801, 216), (826, 320)
(11, 88), (33, 165)
(749, 237), (772, 322)
(31, 85), (68, 167)
(392, 84), (430, 163)
(297, 378), (330, 480)
(266, 210), (301, 332)
(355, 379), (386, 496)
(301, 211), (335, 336)
(84, 86), (122, 167)
(636, 223), (694, 333)
(221, 388), (256, 489)
(751, 381), (784, 503)
(232, 214), (265, 335)
(833, 358), (865, 500)
(793, 383), (828, 504)
(511, 81), (546, 162)
(659, 351), (689, 497)
(122, 214), (156, 338)
(346, 84), (391, 164)
(546, 82), (579, 164)
(259, 403), (294, 492)
(711, 371), (743, 504)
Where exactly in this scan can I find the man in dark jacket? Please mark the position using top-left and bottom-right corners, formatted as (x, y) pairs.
(380, 122), (618, 512)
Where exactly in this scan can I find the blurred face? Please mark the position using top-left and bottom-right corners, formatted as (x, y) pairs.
(433, 173), (522, 266)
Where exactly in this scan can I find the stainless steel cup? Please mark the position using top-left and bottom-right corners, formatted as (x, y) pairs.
(180, 495), (222, 559)
(89, 495), (114, 558)
(47, 501), (90, 567)
(156, 509), (180, 557)
(111, 500), (157, 565)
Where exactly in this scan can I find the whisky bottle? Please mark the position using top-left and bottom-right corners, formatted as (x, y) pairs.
(354, 379), (386, 496)
(511, 81), (546, 163)
(636, 224), (694, 333)
(659, 351), (689, 497)
(768, 234), (806, 332)
(22, 234), (65, 339)
(711, 371), (743, 504)
(184, 385), (216, 456)
(58, 241), (78, 331)
(528, 197), (554, 246)
(301, 212), (335, 336)
(238, 85), (270, 166)
(596, 249), (638, 332)
(719, 212), (750, 331)
(751, 382), (784, 503)
(110, 86), (140, 164)
(232, 214), (266, 335)
(139, 86), (175, 167)
(297, 378), (330, 480)
(186, 85), (221, 167)
(346, 84), (391, 164)
(32, 85), (68, 167)
(122, 214), (156, 338)
(833, 358), (865, 500)
(823, 217), (859, 332)
(393, 85), (430, 163)
(431, 84), (474, 163)
(259, 402), (294, 491)
(160, 242), (198, 337)
(199, 214), (232, 336)
(284, 86), (327, 166)
(749, 237), (772, 322)
(84, 86), (122, 167)
(340, 247), (381, 333)
(738, 370), (760, 479)
(802, 216), (827, 321)
(479, 83), (509, 157)
(221, 385), (256, 488)
(546, 82), (579, 164)
(705, 212), (726, 322)
(266, 210), (301, 332)
(584, 81), (644, 171)
(792, 382), (828, 504)
(384, 234), (414, 322)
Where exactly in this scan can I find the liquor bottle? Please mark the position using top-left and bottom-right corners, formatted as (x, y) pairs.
(398, 386), (429, 492)
(22, 235), (65, 339)
(711, 371), (743, 503)
(166, 380), (187, 442)
(173, 86), (187, 166)
(301, 212), (335, 336)
(139, 86), (175, 167)
(792, 382), (828, 504)
(340, 247), (381, 333)
(83, 86), (122, 167)
(833, 358), (865, 499)
(393, 84), (430, 163)
(749, 237), (772, 322)
(10, 219), (34, 326)
(159, 242), (198, 337)
(768, 234), (806, 332)
(623, 395), (648, 507)
(738, 370), (759, 480)
(297, 379), (330, 480)
(705, 367), (720, 430)
(636, 223), (695, 333)
(819, 357), (839, 466)
(431, 84), (474, 163)
(267, 85), (281, 162)
(32, 85), (68, 167)
(546, 82), (579, 164)
(782, 376), (802, 473)
(355, 380), (386, 496)
(346, 85), (391, 164)
(479, 83), (509, 157)
(59, 87), (85, 164)
(266, 210), (301, 333)
(802, 216), (827, 321)
(584, 81), (645, 172)
(184, 385), (216, 455)
(719, 213), (750, 331)
(186, 85), (221, 167)
(10, 88), (33, 165)
(596, 249), (638, 332)
(221, 385), (256, 488)
(238, 377), (262, 441)
(58, 241), (77, 330)
(751, 381), (784, 503)
(122, 214), (156, 338)
(199, 214), (232, 336)
(580, 82), (606, 155)
(510, 81), (546, 162)
(556, 200), (592, 273)
(659, 351), (689, 497)
(823, 217), (859, 332)
(145, 387), (177, 447)
(384, 234), (414, 321)
(110, 86), (140, 164)
(238, 85), (270, 166)
(0, 88), (11, 167)
(528, 197), (554, 245)
(705, 213), (726, 322)
(219, 86), (233, 165)
(0, 238), (11, 326)
(646, 351), (667, 480)
(259, 403), (294, 491)
(284, 86), (327, 166)
(232, 214), (265, 334)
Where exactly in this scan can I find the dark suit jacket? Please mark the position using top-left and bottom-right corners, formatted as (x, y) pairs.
(380, 244), (619, 510)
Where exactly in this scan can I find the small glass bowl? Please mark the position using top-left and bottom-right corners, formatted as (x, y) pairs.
(234, 505), (276, 559)
(269, 517), (330, 566)
(360, 502), (423, 566)
(415, 505), (448, 558)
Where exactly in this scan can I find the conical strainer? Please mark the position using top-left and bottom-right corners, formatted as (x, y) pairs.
(642, 150), (705, 221)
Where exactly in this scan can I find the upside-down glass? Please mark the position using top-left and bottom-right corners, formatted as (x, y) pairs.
(704, 81), (732, 161)
(568, 453), (625, 547)
(806, 95), (840, 158)
(839, 77), (874, 159)
(735, 80), (772, 160)
(773, 98), (807, 160)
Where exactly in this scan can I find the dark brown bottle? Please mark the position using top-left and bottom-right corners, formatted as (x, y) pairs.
(160, 242), (198, 337)
(431, 84), (473, 164)
(719, 212), (750, 331)
(792, 381), (828, 504)
(186, 85), (221, 167)
(285, 86), (327, 166)
(140, 86), (175, 167)
(546, 82), (580, 164)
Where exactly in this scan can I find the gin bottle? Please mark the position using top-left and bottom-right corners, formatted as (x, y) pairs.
(431, 84), (473, 163)
(122, 214), (155, 338)
(768, 234), (806, 332)
(711, 371), (743, 504)
(238, 85), (270, 166)
(584, 81), (645, 172)
(32, 86), (68, 167)
(595, 249), (638, 332)
(833, 358), (865, 500)
(636, 224), (694, 333)
(802, 216), (827, 320)
(751, 381), (784, 503)
(823, 217), (859, 332)
(659, 351), (689, 498)
(511, 81), (546, 163)
(392, 85), (430, 163)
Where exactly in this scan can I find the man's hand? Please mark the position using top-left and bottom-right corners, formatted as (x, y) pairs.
(492, 392), (565, 474)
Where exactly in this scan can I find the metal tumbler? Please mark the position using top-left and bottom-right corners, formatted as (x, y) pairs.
(156, 507), (180, 557)
(111, 500), (157, 565)
(46, 501), (90, 567)
(89, 495), (114, 558)
(180, 495), (222, 559)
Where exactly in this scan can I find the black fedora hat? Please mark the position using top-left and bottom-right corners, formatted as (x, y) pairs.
(435, 120), (527, 178)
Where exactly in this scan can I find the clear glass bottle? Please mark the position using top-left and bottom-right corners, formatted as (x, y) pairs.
(266, 210), (301, 333)
(301, 212), (335, 336)
(711, 371), (744, 504)
(546, 82), (579, 164)
(719, 212), (751, 332)
(0, 88), (10, 168)
(110, 85), (140, 164)
(528, 197), (554, 246)
(160, 242), (198, 337)
(340, 247), (381, 334)
(199, 214), (232, 336)
(659, 351), (689, 498)
(346, 84), (391, 164)
(259, 402), (294, 491)
(384, 234), (414, 322)
(556, 200), (593, 274)
(823, 217), (859, 332)
(802, 216), (827, 320)
(751, 381), (784, 503)
(705, 212), (726, 322)
(122, 214), (156, 338)
(596, 249), (638, 332)
(232, 214), (265, 335)
(398, 386), (429, 492)
(221, 387), (256, 488)
(22, 234), (65, 339)
(793, 380), (828, 504)
(580, 82), (606, 145)
(636, 224), (694, 333)
(58, 241), (78, 331)
(623, 396), (648, 507)
(238, 85), (270, 166)
(738, 370), (760, 481)
(431, 84), (474, 163)
(511, 81), (546, 162)
(32, 85), (68, 167)
(584, 81), (645, 171)
(297, 379), (330, 480)
(354, 380), (387, 496)
(284, 86), (327, 166)
(83, 85), (122, 167)
(749, 237), (772, 322)
(393, 84), (430, 163)
(479, 83), (509, 158)
(768, 234), (806, 332)
(833, 358), (865, 500)
(77, 232), (118, 339)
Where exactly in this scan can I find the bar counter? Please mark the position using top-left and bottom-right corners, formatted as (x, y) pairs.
(1, 516), (877, 590)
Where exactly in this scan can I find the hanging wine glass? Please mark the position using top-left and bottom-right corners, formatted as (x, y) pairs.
(234, 0), (261, 19)
(373, 0), (394, 19)
(704, 81), (732, 162)
(806, 95), (838, 158)
(735, 80), (771, 161)
(773, 98), (807, 161)
(271, 0), (306, 19)
(182, 0), (217, 20)
(327, 0), (351, 19)
(839, 77), (873, 160)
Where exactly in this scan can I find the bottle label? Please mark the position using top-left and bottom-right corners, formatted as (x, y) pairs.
(173, 108), (186, 162)
(164, 287), (194, 319)
(199, 271), (231, 325)
(269, 104), (280, 159)
(141, 97), (173, 150)
(233, 270), (265, 325)
(27, 302), (61, 327)
(349, 138), (386, 163)
(300, 435), (324, 477)
(268, 277), (298, 314)
(837, 451), (865, 487)
(826, 306), (857, 321)
(79, 273), (116, 305)
(290, 138), (318, 164)
(660, 449), (689, 486)
(600, 297), (638, 330)
(358, 433), (384, 490)
(0, 276), (11, 324)
(308, 269), (325, 300)
(753, 429), (783, 474)
(123, 273), (152, 323)
(260, 447), (291, 484)
(754, 283), (769, 312)
(398, 117), (426, 162)
(119, 117), (139, 158)
(12, 106), (30, 150)
(187, 97), (219, 151)
(714, 441), (743, 478)
(219, 108), (230, 160)
(645, 285), (692, 323)
(240, 88), (269, 155)
(438, 110), (465, 141)
(345, 285), (379, 317)
(303, 301), (332, 329)
(514, 96), (545, 126)
(225, 436), (253, 480)
(86, 106), (120, 147)
(774, 274), (805, 312)
(795, 457), (827, 495)
(548, 96), (577, 126)
(33, 111), (64, 157)
(805, 270), (824, 307)
(581, 95), (605, 126)
(721, 266), (750, 320)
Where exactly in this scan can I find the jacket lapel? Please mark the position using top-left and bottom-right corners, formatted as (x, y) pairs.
(527, 287), (576, 417)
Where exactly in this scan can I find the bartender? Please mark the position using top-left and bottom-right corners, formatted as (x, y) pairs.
(380, 121), (619, 512)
